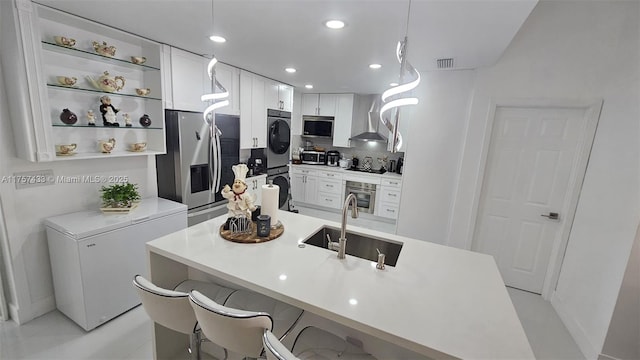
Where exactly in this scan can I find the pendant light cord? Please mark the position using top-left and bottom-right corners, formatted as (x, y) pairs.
(405, 0), (412, 38)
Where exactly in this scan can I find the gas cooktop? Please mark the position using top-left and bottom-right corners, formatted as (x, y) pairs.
(346, 167), (387, 174)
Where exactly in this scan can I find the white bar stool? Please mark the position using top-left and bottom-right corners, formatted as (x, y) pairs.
(224, 289), (303, 341)
(132, 275), (234, 359)
(263, 327), (378, 360)
(189, 289), (274, 359)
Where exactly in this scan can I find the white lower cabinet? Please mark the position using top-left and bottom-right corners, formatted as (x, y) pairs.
(44, 198), (187, 331)
(291, 168), (318, 205)
(316, 170), (344, 209)
(247, 174), (267, 206)
(375, 178), (403, 219)
(291, 167), (344, 209)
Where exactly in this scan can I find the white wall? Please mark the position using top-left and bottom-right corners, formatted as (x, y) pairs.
(600, 223), (640, 360)
(396, 70), (476, 243)
(0, 63), (158, 324)
(444, 1), (639, 358)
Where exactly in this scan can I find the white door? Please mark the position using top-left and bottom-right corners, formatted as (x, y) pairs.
(473, 106), (588, 294)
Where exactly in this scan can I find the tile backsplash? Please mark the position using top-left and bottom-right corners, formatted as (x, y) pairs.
(292, 135), (404, 170)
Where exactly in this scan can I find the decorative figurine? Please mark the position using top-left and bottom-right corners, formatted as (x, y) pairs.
(221, 164), (257, 230)
(123, 113), (132, 127)
(139, 114), (152, 127)
(99, 95), (119, 127)
(59, 108), (78, 125)
(86, 110), (96, 126)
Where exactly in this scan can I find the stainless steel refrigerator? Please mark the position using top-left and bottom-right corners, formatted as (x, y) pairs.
(157, 110), (239, 226)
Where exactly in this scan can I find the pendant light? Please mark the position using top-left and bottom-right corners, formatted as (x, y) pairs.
(201, 0), (229, 123)
(379, 0), (421, 152)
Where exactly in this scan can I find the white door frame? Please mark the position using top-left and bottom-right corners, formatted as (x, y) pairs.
(0, 195), (9, 320)
(469, 98), (603, 299)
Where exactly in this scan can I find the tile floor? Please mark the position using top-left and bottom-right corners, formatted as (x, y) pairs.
(0, 207), (585, 359)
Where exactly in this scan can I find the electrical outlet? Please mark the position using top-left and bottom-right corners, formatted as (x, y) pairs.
(9, 170), (55, 190)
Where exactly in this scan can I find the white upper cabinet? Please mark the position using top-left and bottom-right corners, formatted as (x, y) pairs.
(332, 94), (355, 147)
(239, 70), (266, 149)
(214, 62), (240, 116)
(169, 48), (209, 112)
(168, 49), (239, 116)
(0, 0), (166, 162)
(301, 93), (338, 116)
(318, 94), (338, 116)
(265, 80), (280, 111)
(265, 80), (293, 112)
(302, 94), (320, 115)
(278, 84), (294, 112)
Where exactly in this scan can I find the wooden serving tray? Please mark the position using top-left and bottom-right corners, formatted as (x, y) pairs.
(100, 202), (139, 214)
(219, 222), (284, 243)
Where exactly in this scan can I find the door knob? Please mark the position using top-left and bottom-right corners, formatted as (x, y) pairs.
(541, 212), (559, 220)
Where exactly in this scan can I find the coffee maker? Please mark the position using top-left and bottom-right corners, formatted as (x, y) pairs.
(247, 148), (266, 175)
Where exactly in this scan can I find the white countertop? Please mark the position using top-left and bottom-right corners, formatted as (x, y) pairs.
(146, 211), (533, 359)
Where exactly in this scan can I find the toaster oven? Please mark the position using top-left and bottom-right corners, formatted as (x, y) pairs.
(301, 151), (326, 165)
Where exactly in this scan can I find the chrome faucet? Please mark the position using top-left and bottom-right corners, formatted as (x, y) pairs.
(337, 193), (359, 259)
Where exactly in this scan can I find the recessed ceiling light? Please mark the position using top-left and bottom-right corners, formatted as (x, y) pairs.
(390, 82), (399, 87)
(369, 64), (382, 69)
(305, 84), (313, 89)
(325, 20), (345, 29)
(285, 67), (296, 73)
(209, 35), (226, 43)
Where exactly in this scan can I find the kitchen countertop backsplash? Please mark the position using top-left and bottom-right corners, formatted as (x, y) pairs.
(292, 135), (404, 172)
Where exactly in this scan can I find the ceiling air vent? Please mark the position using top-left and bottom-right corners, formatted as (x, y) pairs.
(437, 58), (454, 69)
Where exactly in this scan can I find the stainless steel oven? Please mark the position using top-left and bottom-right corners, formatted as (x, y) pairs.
(345, 181), (376, 214)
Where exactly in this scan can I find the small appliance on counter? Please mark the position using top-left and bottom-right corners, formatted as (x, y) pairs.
(339, 158), (351, 169)
(301, 150), (326, 165)
(248, 148), (267, 175)
(396, 157), (404, 174)
(326, 150), (340, 166)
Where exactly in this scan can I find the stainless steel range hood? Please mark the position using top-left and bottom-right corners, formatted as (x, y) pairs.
(350, 96), (388, 143)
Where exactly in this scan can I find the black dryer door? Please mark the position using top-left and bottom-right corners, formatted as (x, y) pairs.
(269, 120), (291, 155)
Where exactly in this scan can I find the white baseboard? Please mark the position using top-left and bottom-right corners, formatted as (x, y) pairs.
(6, 295), (55, 325)
(551, 291), (599, 359)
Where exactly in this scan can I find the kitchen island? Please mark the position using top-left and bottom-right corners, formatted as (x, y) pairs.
(146, 210), (534, 359)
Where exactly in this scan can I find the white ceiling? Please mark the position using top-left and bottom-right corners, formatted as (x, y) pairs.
(35, 0), (538, 94)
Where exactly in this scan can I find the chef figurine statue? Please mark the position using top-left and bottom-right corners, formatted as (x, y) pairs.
(99, 95), (119, 127)
(221, 164), (257, 230)
(86, 109), (96, 126)
(123, 113), (132, 127)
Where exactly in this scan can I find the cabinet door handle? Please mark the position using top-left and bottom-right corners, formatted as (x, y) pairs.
(386, 209), (395, 213)
(327, 184), (333, 188)
(388, 193), (396, 197)
(541, 212), (559, 220)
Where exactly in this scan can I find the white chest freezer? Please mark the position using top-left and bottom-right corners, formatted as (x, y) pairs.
(44, 197), (187, 331)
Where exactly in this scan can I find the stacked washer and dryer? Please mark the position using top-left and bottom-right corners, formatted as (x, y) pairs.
(265, 109), (293, 210)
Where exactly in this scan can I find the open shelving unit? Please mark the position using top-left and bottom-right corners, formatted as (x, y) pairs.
(1, 1), (167, 161)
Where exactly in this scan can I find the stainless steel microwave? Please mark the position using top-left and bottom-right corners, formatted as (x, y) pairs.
(302, 115), (334, 138)
(301, 151), (326, 165)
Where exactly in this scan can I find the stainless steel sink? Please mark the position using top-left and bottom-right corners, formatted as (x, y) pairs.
(303, 226), (403, 267)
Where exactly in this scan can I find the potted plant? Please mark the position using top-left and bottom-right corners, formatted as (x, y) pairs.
(100, 182), (141, 213)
